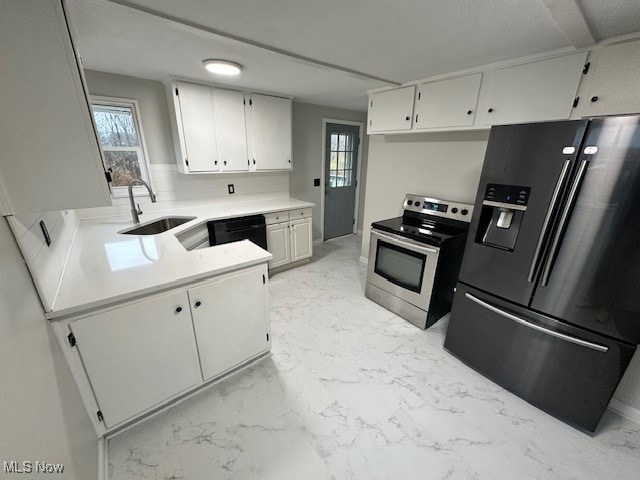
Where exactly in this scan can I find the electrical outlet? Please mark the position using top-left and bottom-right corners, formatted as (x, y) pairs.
(313, 178), (320, 187)
(228, 184), (235, 194)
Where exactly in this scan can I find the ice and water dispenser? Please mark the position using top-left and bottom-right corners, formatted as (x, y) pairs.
(476, 184), (530, 251)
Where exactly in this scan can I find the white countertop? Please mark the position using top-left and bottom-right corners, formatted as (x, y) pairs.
(48, 198), (314, 319)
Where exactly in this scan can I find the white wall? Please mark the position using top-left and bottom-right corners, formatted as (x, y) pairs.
(0, 218), (97, 478)
(290, 102), (369, 241)
(360, 130), (489, 259)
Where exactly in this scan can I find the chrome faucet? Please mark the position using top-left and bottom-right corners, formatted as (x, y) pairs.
(128, 180), (157, 224)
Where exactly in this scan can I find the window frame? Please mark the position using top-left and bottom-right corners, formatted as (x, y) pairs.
(90, 96), (154, 198)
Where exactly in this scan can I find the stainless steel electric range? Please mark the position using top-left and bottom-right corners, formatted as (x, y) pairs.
(365, 194), (473, 329)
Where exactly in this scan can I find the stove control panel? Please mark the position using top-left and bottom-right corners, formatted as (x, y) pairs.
(403, 195), (474, 222)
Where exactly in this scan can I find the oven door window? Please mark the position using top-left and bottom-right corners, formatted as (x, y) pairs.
(374, 240), (427, 293)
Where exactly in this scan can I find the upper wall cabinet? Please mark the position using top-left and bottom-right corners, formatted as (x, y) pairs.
(481, 52), (588, 126)
(173, 82), (250, 173)
(414, 74), (482, 129)
(0, 0), (112, 215)
(577, 39), (640, 117)
(250, 93), (293, 171)
(171, 83), (291, 174)
(367, 86), (415, 133)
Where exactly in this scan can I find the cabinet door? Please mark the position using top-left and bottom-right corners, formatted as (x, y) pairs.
(0, 0), (111, 215)
(367, 86), (415, 133)
(214, 88), (249, 171)
(290, 218), (313, 262)
(176, 82), (219, 172)
(482, 52), (588, 125)
(580, 40), (640, 117)
(189, 266), (270, 380)
(266, 222), (291, 268)
(70, 291), (202, 427)
(414, 74), (482, 129)
(251, 93), (292, 170)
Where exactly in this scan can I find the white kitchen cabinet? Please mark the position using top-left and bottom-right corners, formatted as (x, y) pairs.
(175, 81), (219, 173)
(188, 266), (270, 380)
(367, 86), (415, 133)
(214, 88), (250, 171)
(0, 0), (112, 215)
(481, 52), (588, 125)
(266, 222), (291, 268)
(251, 93), (293, 170)
(290, 217), (313, 262)
(577, 39), (640, 117)
(69, 290), (202, 427)
(414, 74), (482, 129)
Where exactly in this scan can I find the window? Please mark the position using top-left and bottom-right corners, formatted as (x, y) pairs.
(329, 132), (355, 187)
(91, 97), (152, 196)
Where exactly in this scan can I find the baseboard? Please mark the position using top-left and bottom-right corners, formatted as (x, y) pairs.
(608, 399), (640, 424)
(359, 255), (368, 265)
(313, 239), (323, 246)
(98, 436), (108, 480)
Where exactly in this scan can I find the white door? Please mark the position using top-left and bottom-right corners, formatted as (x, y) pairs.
(482, 52), (588, 125)
(251, 93), (292, 170)
(579, 40), (640, 117)
(367, 86), (415, 133)
(188, 266), (270, 381)
(70, 291), (202, 427)
(290, 218), (312, 262)
(214, 88), (249, 171)
(266, 222), (291, 268)
(414, 73), (482, 129)
(176, 81), (219, 172)
(0, 0), (111, 215)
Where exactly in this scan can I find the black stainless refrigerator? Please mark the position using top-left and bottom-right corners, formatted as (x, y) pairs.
(444, 116), (640, 433)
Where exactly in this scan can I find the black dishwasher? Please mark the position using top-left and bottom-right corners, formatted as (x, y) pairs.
(207, 215), (267, 249)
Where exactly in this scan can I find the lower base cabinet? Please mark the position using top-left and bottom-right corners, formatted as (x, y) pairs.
(266, 212), (312, 269)
(56, 263), (271, 435)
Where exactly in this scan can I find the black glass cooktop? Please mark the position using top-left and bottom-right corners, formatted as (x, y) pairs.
(372, 215), (469, 246)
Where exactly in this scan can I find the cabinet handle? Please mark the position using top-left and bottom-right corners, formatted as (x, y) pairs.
(405, 116), (410, 121)
(488, 108), (494, 113)
(591, 96), (599, 102)
(467, 110), (473, 115)
(194, 301), (202, 308)
(174, 306), (183, 314)
(224, 161), (227, 165)
(214, 160), (218, 165)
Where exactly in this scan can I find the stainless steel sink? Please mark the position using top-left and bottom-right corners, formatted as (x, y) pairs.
(119, 216), (196, 235)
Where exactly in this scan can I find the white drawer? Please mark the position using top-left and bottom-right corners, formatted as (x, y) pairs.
(264, 211), (290, 225)
(290, 208), (312, 219)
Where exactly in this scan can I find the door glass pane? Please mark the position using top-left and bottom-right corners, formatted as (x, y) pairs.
(102, 150), (142, 187)
(330, 133), (338, 151)
(346, 152), (353, 169)
(330, 152), (337, 170)
(338, 134), (346, 151)
(337, 152), (345, 169)
(344, 169), (352, 186)
(346, 134), (353, 152)
(329, 172), (337, 187)
(375, 242), (425, 292)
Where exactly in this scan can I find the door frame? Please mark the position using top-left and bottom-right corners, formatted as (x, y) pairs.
(320, 118), (364, 242)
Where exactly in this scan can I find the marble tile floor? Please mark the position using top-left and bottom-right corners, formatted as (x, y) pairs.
(108, 234), (640, 480)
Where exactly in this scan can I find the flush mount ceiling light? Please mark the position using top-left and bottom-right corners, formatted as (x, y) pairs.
(202, 59), (243, 76)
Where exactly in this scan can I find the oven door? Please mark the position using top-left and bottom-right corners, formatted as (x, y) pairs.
(367, 229), (439, 311)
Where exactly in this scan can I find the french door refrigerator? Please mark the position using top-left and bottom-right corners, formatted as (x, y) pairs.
(444, 115), (640, 433)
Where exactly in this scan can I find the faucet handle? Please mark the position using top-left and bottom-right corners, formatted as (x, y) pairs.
(136, 203), (143, 215)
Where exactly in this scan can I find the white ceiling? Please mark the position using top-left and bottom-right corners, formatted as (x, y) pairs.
(68, 0), (640, 111)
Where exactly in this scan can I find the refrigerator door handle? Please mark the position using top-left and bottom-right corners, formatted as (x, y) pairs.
(540, 159), (590, 287)
(527, 159), (573, 283)
(465, 293), (609, 352)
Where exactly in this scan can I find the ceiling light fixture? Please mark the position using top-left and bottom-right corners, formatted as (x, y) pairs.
(202, 59), (243, 76)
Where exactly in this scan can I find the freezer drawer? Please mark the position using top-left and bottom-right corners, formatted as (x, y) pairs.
(444, 283), (635, 432)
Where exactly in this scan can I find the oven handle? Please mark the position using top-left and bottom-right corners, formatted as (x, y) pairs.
(465, 293), (609, 352)
(372, 229), (439, 254)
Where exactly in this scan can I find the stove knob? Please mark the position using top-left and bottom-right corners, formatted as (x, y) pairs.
(414, 201), (421, 207)
(407, 200), (413, 206)
(451, 207), (459, 214)
(461, 209), (469, 216)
